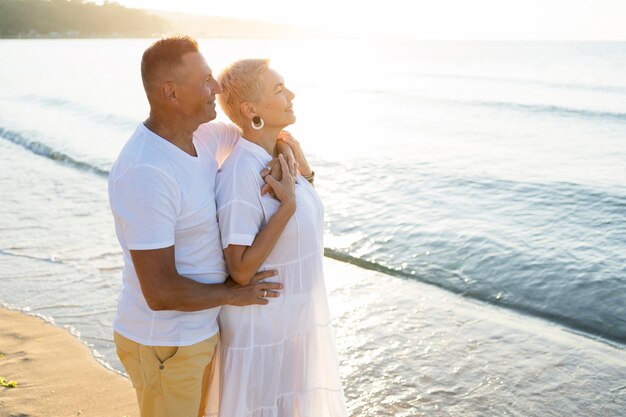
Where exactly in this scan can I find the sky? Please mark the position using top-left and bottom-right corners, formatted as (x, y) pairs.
(109, 0), (626, 40)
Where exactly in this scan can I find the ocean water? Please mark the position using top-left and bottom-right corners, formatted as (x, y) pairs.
(1, 38), (626, 415)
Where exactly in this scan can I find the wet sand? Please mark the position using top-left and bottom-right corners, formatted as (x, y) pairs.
(0, 308), (138, 417)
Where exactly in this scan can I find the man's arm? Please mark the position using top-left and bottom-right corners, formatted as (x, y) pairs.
(277, 131), (313, 178)
(130, 246), (282, 311)
(197, 121), (242, 167)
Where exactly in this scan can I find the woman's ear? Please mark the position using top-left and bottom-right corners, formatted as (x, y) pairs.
(240, 101), (257, 120)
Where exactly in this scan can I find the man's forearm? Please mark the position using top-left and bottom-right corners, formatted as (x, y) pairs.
(144, 274), (233, 311)
(140, 269), (281, 311)
(130, 231), (281, 312)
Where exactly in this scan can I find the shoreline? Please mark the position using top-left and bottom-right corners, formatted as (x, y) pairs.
(0, 307), (138, 417)
(1, 257), (626, 416)
(324, 249), (626, 349)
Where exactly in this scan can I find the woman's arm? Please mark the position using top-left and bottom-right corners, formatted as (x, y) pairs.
(224, 154), (297, 286)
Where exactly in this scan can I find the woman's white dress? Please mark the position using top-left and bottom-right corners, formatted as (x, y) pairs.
(204, 138), (348, 417)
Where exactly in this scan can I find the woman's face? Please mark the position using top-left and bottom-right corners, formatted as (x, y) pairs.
(254, 69), (296, 129)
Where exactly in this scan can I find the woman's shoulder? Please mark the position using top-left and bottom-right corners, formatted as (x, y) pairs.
(219, 145), (263, 176)
(217, 147), (264, 195)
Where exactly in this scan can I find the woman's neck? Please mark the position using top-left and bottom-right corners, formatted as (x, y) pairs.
(241, 127), (281, 156)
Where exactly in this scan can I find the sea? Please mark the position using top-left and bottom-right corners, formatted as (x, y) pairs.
(0, 38), (625, 416)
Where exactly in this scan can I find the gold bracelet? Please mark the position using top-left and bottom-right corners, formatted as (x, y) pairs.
(302, 170), (315, 183)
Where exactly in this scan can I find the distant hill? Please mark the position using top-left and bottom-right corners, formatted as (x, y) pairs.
(154, 11), (314, 39)
(0, 0), (313, 38)
(0, 0), (167, 38)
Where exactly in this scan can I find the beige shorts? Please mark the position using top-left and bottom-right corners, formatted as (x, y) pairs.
(114, 332), (219, 417)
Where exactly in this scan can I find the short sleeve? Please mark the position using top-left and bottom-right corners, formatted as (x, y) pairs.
(109, 165), (180, 250)
(195, 122), (241, 167)
(216, 166), (264, 249)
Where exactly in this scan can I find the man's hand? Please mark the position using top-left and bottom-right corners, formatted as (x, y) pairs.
(277, 131), (312, 177)
(225, 270), (283, 306)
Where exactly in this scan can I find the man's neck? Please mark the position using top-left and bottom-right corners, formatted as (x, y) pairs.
(144, 114), (198, 157)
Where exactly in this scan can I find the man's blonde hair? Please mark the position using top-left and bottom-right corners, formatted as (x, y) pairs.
(218, 59), (270, 129)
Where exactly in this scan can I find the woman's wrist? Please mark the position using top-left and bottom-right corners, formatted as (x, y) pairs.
(301, 170), (315, 183)
(278, 199), (296, 215)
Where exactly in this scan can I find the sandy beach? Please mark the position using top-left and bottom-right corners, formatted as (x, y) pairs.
(0, 308), (138, 417)
(1, 257), (625, 416)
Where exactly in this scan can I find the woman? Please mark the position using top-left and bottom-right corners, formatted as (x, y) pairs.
(205, 59), (348, 417)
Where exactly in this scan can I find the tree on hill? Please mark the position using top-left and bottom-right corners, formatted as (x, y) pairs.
(0, 0), (167, 37)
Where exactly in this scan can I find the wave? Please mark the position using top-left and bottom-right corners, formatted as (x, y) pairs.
(11, 94), (138, 129)
(474, 100), (626, 122)
(0, 249), (65, 264)
(446, 175), (626, 207)
(324, 248), (417, 279)
(0, 127), (109, 177)
(323, 248), (626, 347)
(413, 71), (626, 95)
(350, 87), (626, 123)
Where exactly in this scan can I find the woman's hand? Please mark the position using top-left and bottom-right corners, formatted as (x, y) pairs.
(277, 131), (312, 177)
(260, 146), (297, 197)
(263, 154), (296, 212)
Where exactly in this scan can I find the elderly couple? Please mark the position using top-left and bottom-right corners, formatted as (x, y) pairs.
(108, 36), (347, 417)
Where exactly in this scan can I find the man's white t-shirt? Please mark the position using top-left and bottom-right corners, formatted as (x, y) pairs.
(108, 121), (239, 346)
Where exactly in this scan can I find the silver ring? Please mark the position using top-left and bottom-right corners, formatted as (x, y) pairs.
(263, 290), (267, 298)
(265, 165), (271, 171)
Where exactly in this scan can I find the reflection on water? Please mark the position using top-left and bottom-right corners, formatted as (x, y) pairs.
(327, 261), (626, 417)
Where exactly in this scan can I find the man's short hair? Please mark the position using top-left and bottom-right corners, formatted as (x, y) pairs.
(141, 35), (199, 94)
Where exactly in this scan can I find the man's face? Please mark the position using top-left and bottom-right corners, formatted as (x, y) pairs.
(175, 52), (222, 125)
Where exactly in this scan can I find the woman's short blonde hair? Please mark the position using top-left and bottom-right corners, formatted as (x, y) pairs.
(218, 59), (270, 129)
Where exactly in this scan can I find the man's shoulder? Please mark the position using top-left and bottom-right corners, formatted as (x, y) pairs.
(110, 127), (175, 181)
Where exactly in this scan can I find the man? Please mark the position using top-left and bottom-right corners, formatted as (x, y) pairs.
(108, 36), (286, 417)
